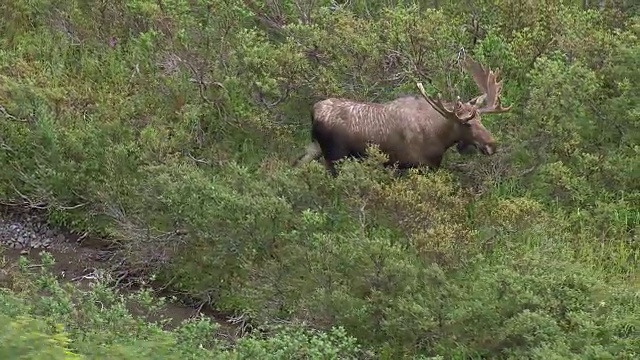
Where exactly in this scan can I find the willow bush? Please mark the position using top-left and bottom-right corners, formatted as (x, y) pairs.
(0, 0), (638, 358)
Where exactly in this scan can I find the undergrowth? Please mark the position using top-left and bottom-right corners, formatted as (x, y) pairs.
(0, 0), (638, 358)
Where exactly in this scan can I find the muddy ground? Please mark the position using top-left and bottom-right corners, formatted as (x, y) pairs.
(0, 205), (242, 339)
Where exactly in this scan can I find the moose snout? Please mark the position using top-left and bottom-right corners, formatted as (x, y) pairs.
(480, 142), (497, 155)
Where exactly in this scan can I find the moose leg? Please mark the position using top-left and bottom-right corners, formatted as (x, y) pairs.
(315, 143), (346, 178)
(384, 161), (413, 178)
(292, 141), (323, 167)
(311, 123), (349, 177)
(321, 144), (347, 177)
(427, 155), (443, 170)
(397, 157), (442, 177)
(394, 168), (410, 178)
(323, 158), (339, 178)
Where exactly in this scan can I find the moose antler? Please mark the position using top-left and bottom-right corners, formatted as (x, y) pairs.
(464, 57), (512, 114)
(416, 82), (475, 122)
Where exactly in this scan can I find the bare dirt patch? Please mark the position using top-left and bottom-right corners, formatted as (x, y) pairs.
(0, 205), (241, 337)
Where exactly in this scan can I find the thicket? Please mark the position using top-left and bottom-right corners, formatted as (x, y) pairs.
(0, 252), (362, 359)
(0, 0), (638, 358)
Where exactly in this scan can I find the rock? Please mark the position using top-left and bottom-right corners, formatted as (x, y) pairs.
(0, 210), (68, 251)
(17, 236), (28, 246)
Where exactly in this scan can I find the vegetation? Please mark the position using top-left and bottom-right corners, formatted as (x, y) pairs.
(0, 0), (638, 358)
(0, 252), (362, 359)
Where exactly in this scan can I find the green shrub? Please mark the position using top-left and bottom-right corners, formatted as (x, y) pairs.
(0, 1), (638, 358)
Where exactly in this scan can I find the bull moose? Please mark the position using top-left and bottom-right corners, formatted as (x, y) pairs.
(293, 56), (513, 177)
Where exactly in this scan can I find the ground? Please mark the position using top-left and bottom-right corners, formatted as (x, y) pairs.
(0, 205), (240, 335)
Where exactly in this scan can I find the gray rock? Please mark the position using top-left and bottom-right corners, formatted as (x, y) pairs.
(0, 211), (66, 250)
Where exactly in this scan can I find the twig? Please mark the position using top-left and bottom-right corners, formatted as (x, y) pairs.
(9, 182), (48, 209)
(257, 86), (291, 108)
(113, 270), (131, 287)
(242, 0), (286, 33)
(185, 152), (211, 165)
(58, 203), (88, 210)
(182, 58), (228, 105)
(5, 181), (87, 210)
(519, 165), (537, 177)
(192, 293), (212, 317)
(130, 63), (140, 82)
(71, 268), (100, 282)
(1, 141), (14, 152)
(75, 232), (89, 244)
(456, 47), (466, 64)
(0, 105), (28, 122)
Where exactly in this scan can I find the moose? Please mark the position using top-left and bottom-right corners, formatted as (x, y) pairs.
(293, 56), (513, 177)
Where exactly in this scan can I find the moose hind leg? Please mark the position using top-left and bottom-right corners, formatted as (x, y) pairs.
(321, 146), (346, 177)
(311, 123), (354, 177)
(323, 158), (339, 178)
(293, 141), (322, 166)
(315, 138), (348, 178)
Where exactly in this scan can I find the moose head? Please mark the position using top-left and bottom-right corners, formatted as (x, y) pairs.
(416, 56), (512, 156)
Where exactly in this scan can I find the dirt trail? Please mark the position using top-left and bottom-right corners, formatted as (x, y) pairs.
(0, 205), (241, 336)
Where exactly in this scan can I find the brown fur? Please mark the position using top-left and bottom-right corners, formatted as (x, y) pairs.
(294, 57), (512, 177)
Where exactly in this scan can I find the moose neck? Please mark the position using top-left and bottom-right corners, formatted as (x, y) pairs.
(443, 121), (467, 150)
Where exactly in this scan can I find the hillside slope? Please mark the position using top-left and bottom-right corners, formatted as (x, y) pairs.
(0, 0), (638, 358)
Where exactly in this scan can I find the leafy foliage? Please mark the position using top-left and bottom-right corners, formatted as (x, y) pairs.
(0, 0), (638, 358)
